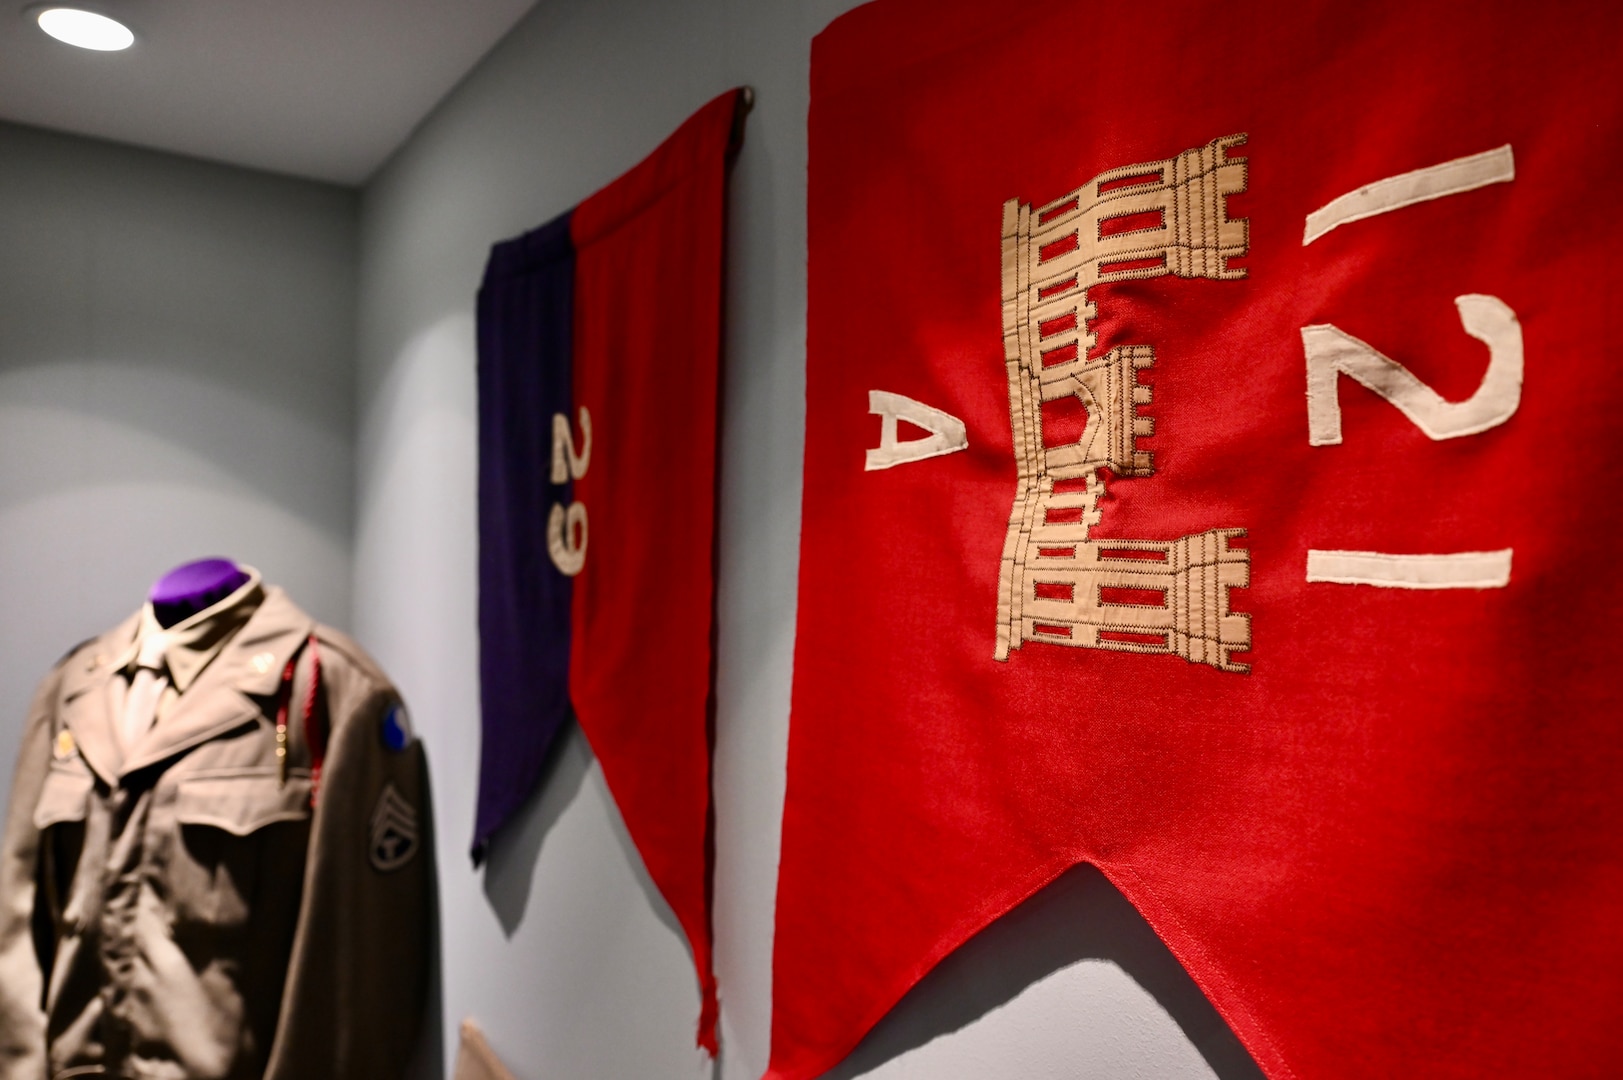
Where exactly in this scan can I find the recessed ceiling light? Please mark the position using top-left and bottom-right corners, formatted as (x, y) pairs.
(34, 7), (134, 51)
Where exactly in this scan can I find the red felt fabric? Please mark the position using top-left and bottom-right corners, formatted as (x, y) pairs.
(569, 87), (743, 1053)
(773, 2), (1623, 1078)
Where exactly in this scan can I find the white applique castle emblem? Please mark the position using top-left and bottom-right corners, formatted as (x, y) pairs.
(996, 135), (1253, 672)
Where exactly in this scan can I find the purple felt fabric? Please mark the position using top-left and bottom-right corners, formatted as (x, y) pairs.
(149, 558), (250, 628)
(472, 211), (577, 865)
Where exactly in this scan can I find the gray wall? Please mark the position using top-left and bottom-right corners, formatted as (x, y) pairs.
(356, 2), (1260, 1079)
(0, 121), (357, 791)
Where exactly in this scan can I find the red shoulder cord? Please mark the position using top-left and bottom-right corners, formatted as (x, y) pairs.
(274, 634), (325, 808)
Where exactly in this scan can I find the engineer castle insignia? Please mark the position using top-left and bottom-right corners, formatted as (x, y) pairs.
(997, 134), (1252, 673)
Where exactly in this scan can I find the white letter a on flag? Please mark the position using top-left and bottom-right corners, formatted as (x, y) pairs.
(865, 390), (968, 471)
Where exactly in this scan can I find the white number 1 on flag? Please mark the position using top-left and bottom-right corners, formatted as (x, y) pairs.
(1300, 146), (1518, 590)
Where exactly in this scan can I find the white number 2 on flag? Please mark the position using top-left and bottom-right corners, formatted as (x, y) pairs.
(1300, 145), (1518, 590)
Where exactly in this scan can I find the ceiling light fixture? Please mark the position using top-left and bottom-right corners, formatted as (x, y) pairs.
(33, 7), (134, 51)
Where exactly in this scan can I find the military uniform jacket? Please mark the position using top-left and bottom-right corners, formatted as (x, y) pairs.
(0, 587), (430, 1080)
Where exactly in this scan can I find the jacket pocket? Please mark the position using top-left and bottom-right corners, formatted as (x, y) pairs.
(169, 770), (312, 930)
(33, 766), (93, 830)
(34, 766), (94, 937)
(173, 770), (312, 836)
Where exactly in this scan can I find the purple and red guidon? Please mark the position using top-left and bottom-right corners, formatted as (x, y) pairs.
(476, 89), (745, 1051)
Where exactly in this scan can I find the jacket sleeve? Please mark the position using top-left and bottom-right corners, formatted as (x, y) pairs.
(0, 668), (62, 1078)
(264, 663), (433, 1080)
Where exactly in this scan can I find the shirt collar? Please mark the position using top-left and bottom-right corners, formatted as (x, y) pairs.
(116, 566), (266, 693)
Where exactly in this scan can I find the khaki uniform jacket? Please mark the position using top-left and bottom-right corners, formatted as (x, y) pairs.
(0, 588), (431, 1080)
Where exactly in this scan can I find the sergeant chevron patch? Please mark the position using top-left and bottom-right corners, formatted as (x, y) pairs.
(369, 784), (419, 872)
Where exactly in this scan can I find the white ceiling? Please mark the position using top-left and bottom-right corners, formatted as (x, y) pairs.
(0, 0), (539, 185)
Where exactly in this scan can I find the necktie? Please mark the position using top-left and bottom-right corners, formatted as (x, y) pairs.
(120, 632), (170, 750)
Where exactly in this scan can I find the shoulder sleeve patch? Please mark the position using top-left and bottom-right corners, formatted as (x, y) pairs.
(380, 703), (414, 752)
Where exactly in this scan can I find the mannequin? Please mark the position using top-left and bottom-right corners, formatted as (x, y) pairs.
(148, 557), (251, 628)
(0, 560), (431, 1078)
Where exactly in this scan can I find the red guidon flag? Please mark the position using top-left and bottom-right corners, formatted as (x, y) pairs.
(774, 2), (1623, 1078)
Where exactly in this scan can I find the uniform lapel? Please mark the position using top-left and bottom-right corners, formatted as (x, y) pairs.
(121, 588), (314, 778)
(57, 613), (139, 785)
